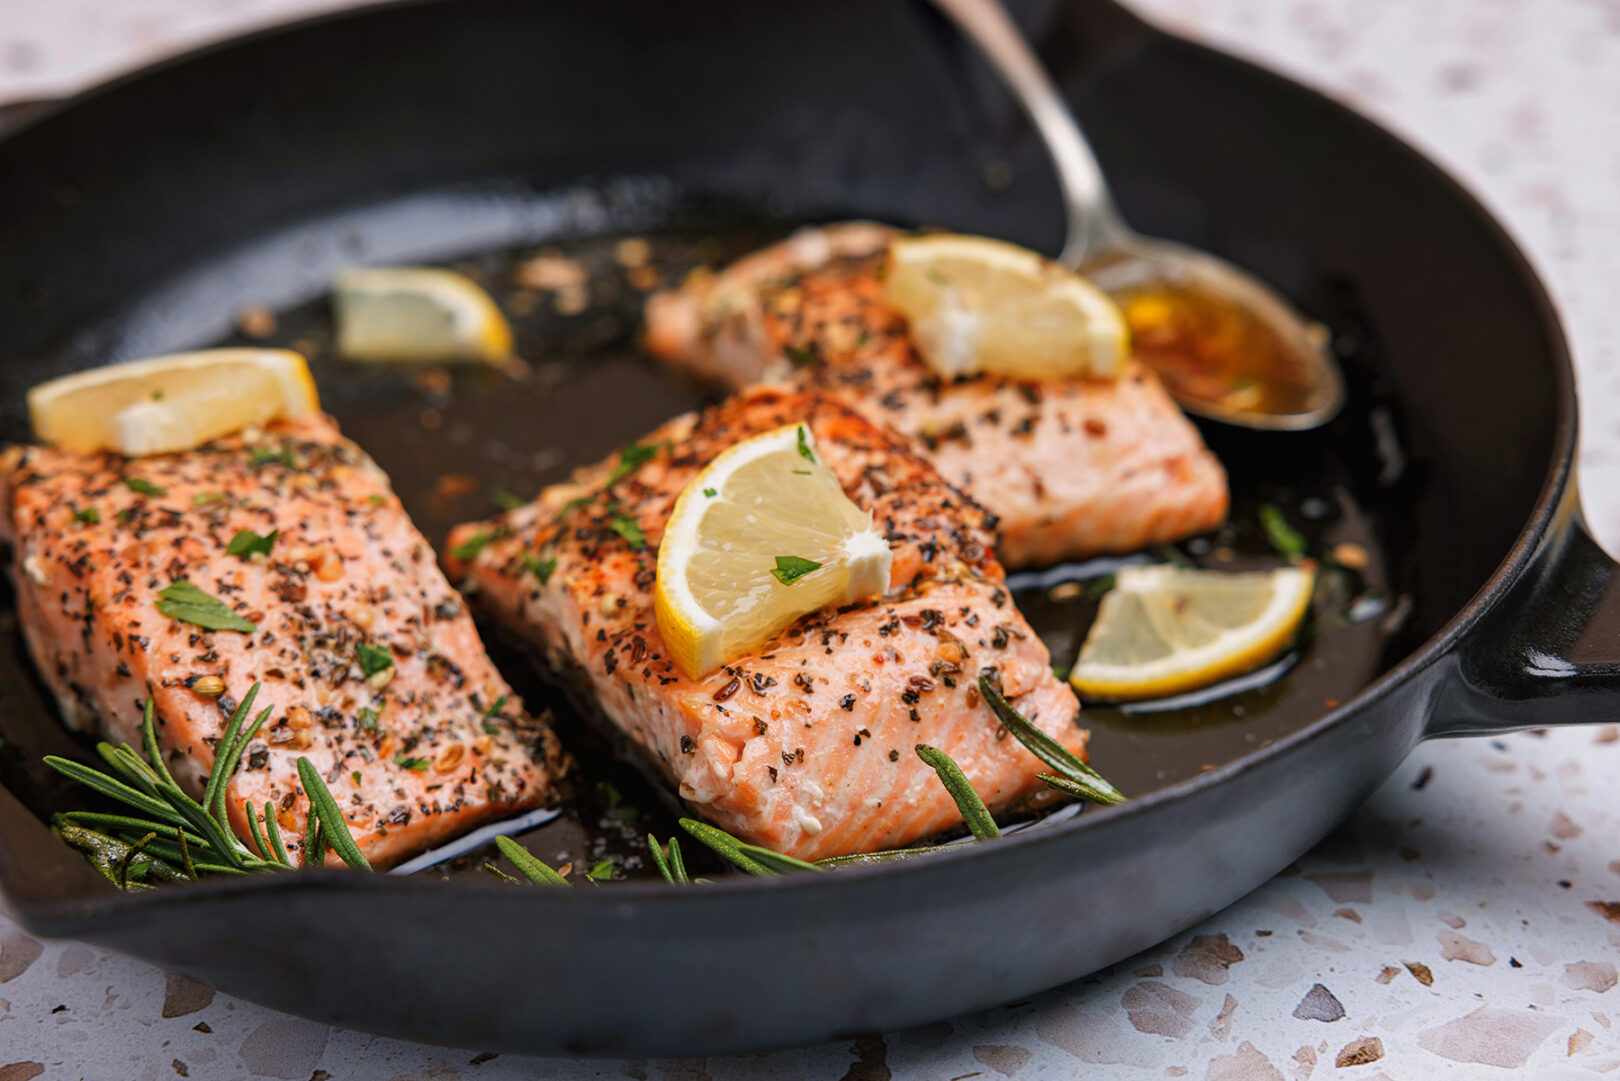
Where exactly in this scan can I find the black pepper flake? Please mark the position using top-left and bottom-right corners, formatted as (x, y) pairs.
(909, 708), (921, 722)
(679, 735), (696, 755)
(753, 717), (769, 736)
(839, 694), (856, 712)
(712, 677), (740, 702)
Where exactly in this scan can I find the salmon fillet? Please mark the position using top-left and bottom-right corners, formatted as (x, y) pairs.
(1, 414), (564, 869)
(447, 386), (1084, 861)
(644, 222), (1230, 567)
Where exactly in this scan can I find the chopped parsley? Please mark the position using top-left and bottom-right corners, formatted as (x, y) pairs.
(225, 528), (277, 559)
(607, 510), (645, 550)
(123, 477), (167, 498)
(192, 491), (227, 508)
(366, 493), (386, 506)
(521, 552), (557, 585)
(796, 426), (815, 462)
(483, 694), (509, 719)
(703, 488), (717, 498)
(770, 555), (822, 585)
(117, 508), (135, 525)
(351, 770), (362, 785)
(356, 643), (394, 678)
(394, 755), (429, 772)
(560, 494), (593, 516)
(490, 488), (524, 512)
(792, 469), (811, 476)
(357, 707), (380, 731)
(607, 441), (662, 487)
(73, 506), (99, 524)
(452, 531), (493, 562)
(1258, 503), (1307, 561)
(249, 445), (295, 469)
(585, 859), (615, 882)
(783, 341), (820, 367)
(155, 581), (256, 633)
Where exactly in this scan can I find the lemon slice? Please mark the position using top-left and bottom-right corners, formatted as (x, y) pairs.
(655, 424), (892, 679)
(1070, 565), (1315, 701)
(28, 349), (319, 457)
(883, 234), (1128, 381)
(332, 266), (512, 363)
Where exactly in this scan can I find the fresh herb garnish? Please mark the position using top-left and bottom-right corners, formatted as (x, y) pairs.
(915, 744), (1000, 839)
(978, 675), (1126, 805)
(356, 643), (393, 679)
(1259, 503), (1307, 561)
(74, 506), (99, 524)
(521, 552), (556, 585)
(1084, 573), (1117, 600)
(117, 508), (135, 524)
(770, 555), (822, 585)
(155, 581), (255, 633)
(796, 426), (815, 463)
(452, 531), (493, 562)
(225, 528), (277, 560)
(783, 342), (821, 368)
(792, 469), (811, 476)
(703, 488), (717, 498)
(560, 494), (594, 516)
(607, 441), (662, 487)
(647, 835), (690, 885)
(123, 477), (167, 498)
(493, 835), (569, 885)
(45, 681), (372, 883)
(490, 488), (525, 512)
(483, 694), (509, 719)
(607, 510), (645, 550)
(585, 859), (616, 882)
(1156, 544), (1195, 569)
(249, 446), (295, 470)
(394, 755), (428, 772)
(192, 491), (227, 508)
(357, 707), (379, 731)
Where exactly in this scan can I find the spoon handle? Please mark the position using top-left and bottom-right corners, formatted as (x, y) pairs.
(928, 0), (1126, 267)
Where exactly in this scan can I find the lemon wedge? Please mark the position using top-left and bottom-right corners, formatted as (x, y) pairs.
(883, 234), (1128, 381)
(1070, 565), (1315, 702)
(28, 349), (319, 457)
(654, 424), (892, 680)
(332, 266), (512, 363)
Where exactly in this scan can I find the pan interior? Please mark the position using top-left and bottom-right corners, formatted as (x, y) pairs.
(0, 181), (1425, 882)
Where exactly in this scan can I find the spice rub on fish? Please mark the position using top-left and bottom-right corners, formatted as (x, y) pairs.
(644, 222), (1230, 567)
(0, 415), (563, 869)
(447, 387), (1082, 860)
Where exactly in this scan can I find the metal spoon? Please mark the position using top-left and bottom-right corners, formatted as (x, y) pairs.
(929, 0), (1345, 430)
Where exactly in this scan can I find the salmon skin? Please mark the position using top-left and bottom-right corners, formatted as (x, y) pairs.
(644, 222), (1230, 567)
(447, 387), (1083, 861)
(1, 415), (564, 869)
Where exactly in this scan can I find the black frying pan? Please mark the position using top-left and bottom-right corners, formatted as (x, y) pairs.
(0, 0), (1612, 1057)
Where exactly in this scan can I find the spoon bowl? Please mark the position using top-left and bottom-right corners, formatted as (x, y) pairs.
(931, 0), (1346, 430)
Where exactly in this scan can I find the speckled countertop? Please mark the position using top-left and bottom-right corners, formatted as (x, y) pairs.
(1, 1), (1618, 1078)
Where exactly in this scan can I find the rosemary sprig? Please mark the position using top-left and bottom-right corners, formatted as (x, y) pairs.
(647, 834), (690, 885)
(914, 744), (1000, 840)
(680, 818), (824, 876)
(978, 676), (1127, 805)
(46, 681), (375, 885)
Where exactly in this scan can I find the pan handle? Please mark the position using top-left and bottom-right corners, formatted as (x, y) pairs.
(1435, 486), (1620, 736)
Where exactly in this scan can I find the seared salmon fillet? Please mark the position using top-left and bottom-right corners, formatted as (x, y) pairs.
(447, 387), (1083, 860)
(1, 414), (563, 868)
(644, 223), (1230, 567)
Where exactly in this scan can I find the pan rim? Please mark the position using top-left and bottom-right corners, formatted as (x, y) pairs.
(0, 0), (1578, 927)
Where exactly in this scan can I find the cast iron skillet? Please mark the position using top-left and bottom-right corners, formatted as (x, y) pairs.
(0, 0), (1614, 1057)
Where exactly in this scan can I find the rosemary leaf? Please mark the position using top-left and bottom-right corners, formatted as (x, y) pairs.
(483, 862), (522, 885)
(140, 699), (181, 793)
(212, 705), (273, 826)
(1037, 771), (1126, 806)
(679, 818), (823, 875)
(263, 801), (292, 867)
(117, 831), (159, 890)
(245, 801), (273, 864)
(667, 835), (689, 885)
(816, 844), (955, 868)
(202, 684), (259, 818)
(296, 757), (371, 870)
(914, 744), (1000, 839)
(494, 835), (570, 885)
(1258, 503), (1307, 561)
(647, 834), (676, 885)
(978, 676), (1126, 805)
(302, 807), (323, 869)
(45, 755), (184, 825)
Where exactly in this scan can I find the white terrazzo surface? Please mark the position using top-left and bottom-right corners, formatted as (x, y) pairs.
(1, 1), (1618, 1077)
